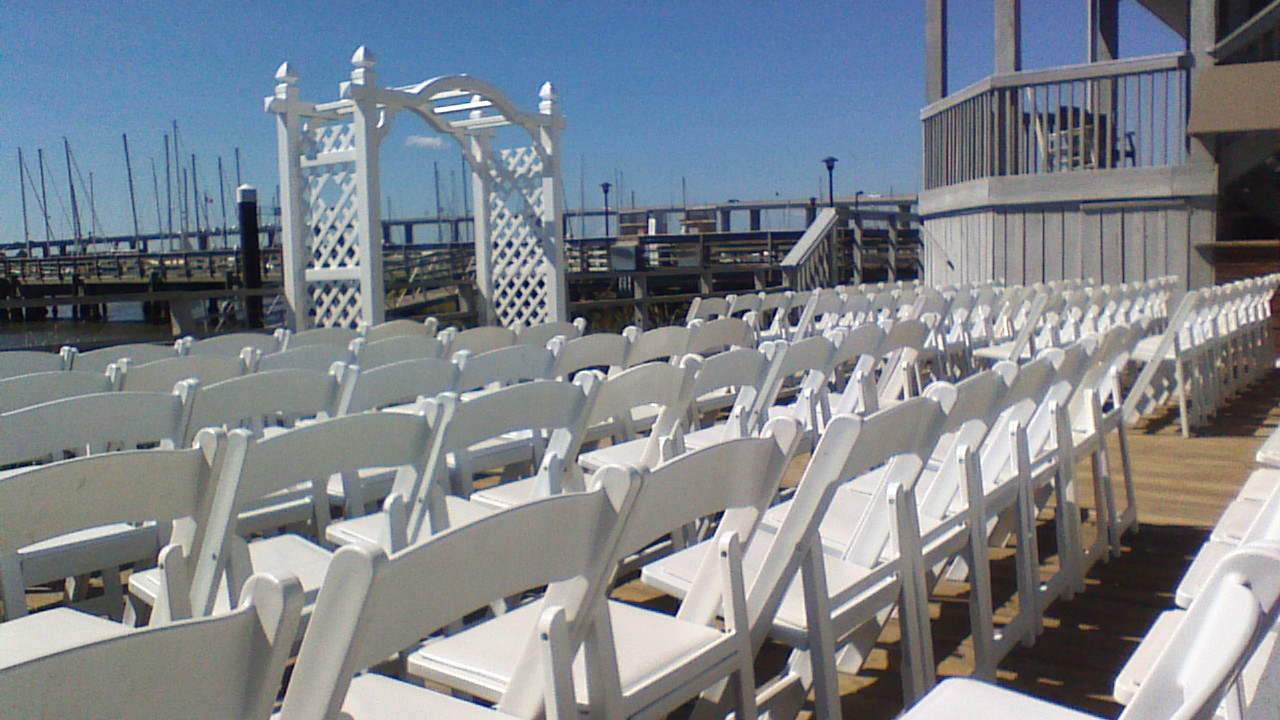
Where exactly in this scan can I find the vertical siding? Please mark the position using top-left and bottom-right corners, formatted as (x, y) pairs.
(1025, 210), (1046, 284)
(1188, 199), (1214, 288)
(923, 199), (1207, 289)
(1063, 210), (1082, 280)
(1122, 209), (1147, 283)
(1145, 210), (1167, 280)
(1101, 211), (1124, 284)
(993, 212), (1008, 283)
(1165, 208), (1190, 289)
(1081, 210), (1103, 283)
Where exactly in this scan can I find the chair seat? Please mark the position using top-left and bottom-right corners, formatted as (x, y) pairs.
(642, 525), (897, 648)
(1112, 609), (1280, 708)
(901, 677), (1096, 719)
(0, 607), (130, 667)
(1240, 468), (1280, 503)
(324, 672), (525, 720)
(236, 482), (317, 538)
(1174, 539), (1233, 608)
(578, 438), (652, 474)
(324, 466), (400, 511)
(761, 471), (882, 556)
(246, 535), (332, 605)
(972, 341), (1028, 363)
(18, 523), (161, 586)
(1257, 432), (1280, 469)
(407, 598), (728, 713)
(324, 496), (497, 551)
(1112, 609), (1184, 704)
(1212, 498), (1263, 544)
(1129, 335), (1174, 364)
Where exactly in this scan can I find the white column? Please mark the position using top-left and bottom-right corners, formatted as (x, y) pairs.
(269, 62), (311, 330)
(538, 82), (568, 323)
(348, 47), (387, 326)
(468, 130), (496, 325)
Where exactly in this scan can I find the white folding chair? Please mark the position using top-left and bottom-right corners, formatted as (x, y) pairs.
(360, 316), (438, 342)
(549, 331), (632, 379)
(0, 432), (231, 623)
(0, 370), (115, 414)
(687, 316), (756, 356)
(325, 375), (600, 550)
(446, 324), (516, 356)
(258, 343), (353, 373)
(575, 355), (702, 476)
(137, 404), (443, 621)
(0, 572), (301, 720)
(621, 324), (694, 367)
(280, 486), (626, 720)
(0, 348), (72, 379)
(349, 333), (447, 369)
(514, 318), (586, 348)
(335, 356), (458, 415)
(180, 331), (281, 357)
(182, 367), (346, 445)
(111, 353), (250, 392)
(409, 420), (801, 720)
(900, 541), (1280, 720)
(643, 397), (950, 717)
(70, 342), (180, 373)
(453, 343), (556, 394)
(279, 325), (360, 350)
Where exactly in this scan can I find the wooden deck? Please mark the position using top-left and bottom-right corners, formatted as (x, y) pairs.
(827, 370), (1280, 718)
(615, 372), (1280, 718)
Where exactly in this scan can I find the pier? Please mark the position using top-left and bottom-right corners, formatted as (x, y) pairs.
(0, 197), (922, 342)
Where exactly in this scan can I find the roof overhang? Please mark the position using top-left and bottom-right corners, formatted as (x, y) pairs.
(1188, 61), (1280, 135)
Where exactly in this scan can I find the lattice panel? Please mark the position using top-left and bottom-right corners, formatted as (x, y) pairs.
(302, 121), (363, 328)
(486, 146), (551, 328)
(310, 280), (363, 328)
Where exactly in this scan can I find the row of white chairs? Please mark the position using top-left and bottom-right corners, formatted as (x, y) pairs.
(1104, 420), (1280, 716)
(1124, 274), (1280, 436)
(0, 322), (1134, 718)
(0, 419), (803, 719)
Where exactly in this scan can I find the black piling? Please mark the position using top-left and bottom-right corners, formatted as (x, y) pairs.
(238, 185), (264, 329)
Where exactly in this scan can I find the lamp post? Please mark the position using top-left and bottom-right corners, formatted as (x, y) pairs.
(822, 156), (838, 208)
(600, 182), (612, 236)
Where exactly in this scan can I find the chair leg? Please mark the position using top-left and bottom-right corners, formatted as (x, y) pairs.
(0, 555), (27, 621)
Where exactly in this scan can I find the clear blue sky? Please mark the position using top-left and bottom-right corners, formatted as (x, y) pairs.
(0, 1), (1182, 244)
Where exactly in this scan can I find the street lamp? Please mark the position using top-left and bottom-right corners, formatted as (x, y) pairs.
(821, 156), (838, 208)
(600, 182), (612, 236)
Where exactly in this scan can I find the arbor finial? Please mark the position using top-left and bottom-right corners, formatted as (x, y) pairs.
(275, 61), (298, 83)
(351, 46), (376, 69)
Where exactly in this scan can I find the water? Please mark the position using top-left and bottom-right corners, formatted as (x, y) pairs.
(2, 300), (182, 351)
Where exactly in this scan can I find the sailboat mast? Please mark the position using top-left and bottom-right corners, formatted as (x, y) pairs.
(123, 133), (141, 249)
(433, 161), (443, 243)
(164, 134), (173, 245)
(190, 154), (202, 236)
(18, 149), (30, 254)
(218, 156), (228, 246)
(151, 158), (163, 242)
(38, 149), (51, 245)
(63, 137), (83, 249)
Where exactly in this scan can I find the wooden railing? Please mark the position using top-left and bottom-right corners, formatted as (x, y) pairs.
(922, 53), (1192, 190)
(780, 208), (842, 291)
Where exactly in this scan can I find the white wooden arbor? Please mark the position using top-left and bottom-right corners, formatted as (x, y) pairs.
(266, 47), (568, 330)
